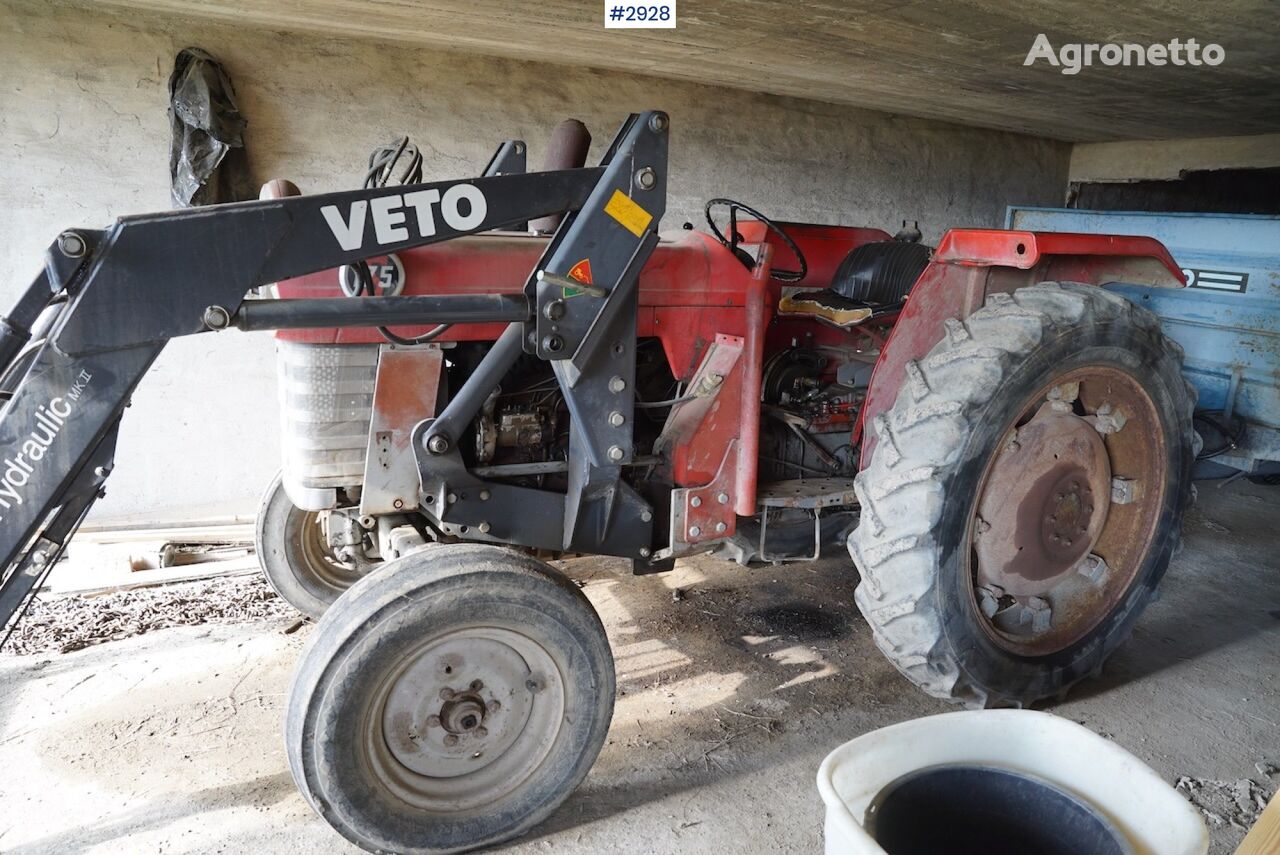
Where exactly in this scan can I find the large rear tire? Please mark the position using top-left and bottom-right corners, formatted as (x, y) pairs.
(285, 543), (615, 854)
(255, 471), (372, 620)
(849, 283), (1194, 707)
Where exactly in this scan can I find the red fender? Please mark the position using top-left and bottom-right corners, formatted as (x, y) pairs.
(856, 228), (1186, 467)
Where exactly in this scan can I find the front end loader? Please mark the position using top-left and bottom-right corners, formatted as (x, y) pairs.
(0, 111), (1195, 853)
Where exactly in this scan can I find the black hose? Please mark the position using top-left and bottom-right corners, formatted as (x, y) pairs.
(347, 260), (453, 345)
(1193, 410), (1245, 460)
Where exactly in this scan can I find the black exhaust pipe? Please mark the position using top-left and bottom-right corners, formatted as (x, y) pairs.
(529, 119), (591, 234)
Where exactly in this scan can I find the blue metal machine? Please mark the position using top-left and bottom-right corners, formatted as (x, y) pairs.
(1007, 207), (1280, 476)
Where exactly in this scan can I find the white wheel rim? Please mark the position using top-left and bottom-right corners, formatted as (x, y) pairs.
(364, 625), (567, 812)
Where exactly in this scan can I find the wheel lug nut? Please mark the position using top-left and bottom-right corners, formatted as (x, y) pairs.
(444, 734), (459, 746)
(440, 688), (454, 700)
(487, 699), (501, 713)
(476, 726), (488, 737)
(470, 680), (484, 691)
(426, 714), (441, 728)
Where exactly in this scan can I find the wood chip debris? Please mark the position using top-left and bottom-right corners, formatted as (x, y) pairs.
(2, 575), (295, 657)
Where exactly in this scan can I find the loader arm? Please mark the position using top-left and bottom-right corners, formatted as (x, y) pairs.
(0, 110), (670, 636)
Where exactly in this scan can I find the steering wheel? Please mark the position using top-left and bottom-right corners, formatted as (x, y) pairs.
(704, 198), (808, 283)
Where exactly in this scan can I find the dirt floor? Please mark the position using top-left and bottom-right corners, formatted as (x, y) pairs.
(0, 480), (1277, 854)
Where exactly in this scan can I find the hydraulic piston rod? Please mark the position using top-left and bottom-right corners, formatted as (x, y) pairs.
(230, 293), (531, 331)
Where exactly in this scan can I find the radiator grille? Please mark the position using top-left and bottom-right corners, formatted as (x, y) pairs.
(276, 341), (378, 501)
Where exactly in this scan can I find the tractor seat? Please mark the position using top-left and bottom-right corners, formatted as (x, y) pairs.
(778, 238), (932, 328)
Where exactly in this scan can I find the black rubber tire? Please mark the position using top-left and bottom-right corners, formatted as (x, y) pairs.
(849, 283), (1195, 708)
(255, 471), (370, 620)
(285, 543), (615, 854)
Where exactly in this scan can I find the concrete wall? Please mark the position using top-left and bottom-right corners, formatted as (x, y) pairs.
(0, 0), (1071, 524)
(1071, 134), (1280, 182)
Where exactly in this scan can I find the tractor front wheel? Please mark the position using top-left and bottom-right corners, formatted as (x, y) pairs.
(285, 543), (615, 854)
(256, 472), (375, 620)
(849, 282), (1195, 707)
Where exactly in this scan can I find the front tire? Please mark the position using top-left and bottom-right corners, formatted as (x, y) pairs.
(285, 543), (615, 854)
(255, 471), (372, 620)
(849, 283), (1194, 707)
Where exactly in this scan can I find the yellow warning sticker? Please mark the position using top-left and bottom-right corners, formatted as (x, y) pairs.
(604, 189), (653, 237)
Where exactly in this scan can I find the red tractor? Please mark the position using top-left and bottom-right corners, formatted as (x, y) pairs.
(0, 112), (1193, 852)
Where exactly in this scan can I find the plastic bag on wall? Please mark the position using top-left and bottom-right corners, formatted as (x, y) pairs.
(168, 47), (254, 208)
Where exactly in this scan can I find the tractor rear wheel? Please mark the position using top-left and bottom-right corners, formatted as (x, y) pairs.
(285, 543), (614, 854)
(849, 283), (1195, 707)
(256, 471), (373, 620)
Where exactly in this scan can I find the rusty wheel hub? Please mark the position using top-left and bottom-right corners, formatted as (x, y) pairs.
(975, 403), (1111, 597)
(968, 369), (1166, 657)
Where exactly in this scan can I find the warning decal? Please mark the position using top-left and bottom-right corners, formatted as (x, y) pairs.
(604, 189), (653, 237)
(563, 258), (593, 297)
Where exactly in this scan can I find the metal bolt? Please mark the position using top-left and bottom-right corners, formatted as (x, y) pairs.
(94, 465), (112, 478)
(444, 734), (459, 746)
(608, 376), (627, 393)
(446, 492), (458, 504)
(57, 231), (86, 258)
(514, 142), (525, 154)
(30, 550), (48, 567)
(977, 585), (1001, 618)
(635, 167), (657, 191)
(607, 445), (625, 462)
(715, 522), (727, 533)
(476, 726), (488, 737)
(608, 411), (625, 427)
(640, 510), (652, 523)
(543, 299), (567, 321)
(479, 489), (491, 501)
(470, 680), (484, 691)
(202, 305), (231, 330)
(487, 699), (501, 713)
(648, 113), (668, 133)
(689, 526), (701, 537)
(1111, 477), (1137, 505)
(393, 499), (404, 509)
(1026, 597), (1052, 633)
(478, 521), (491, 534)
(717, 492), (729, 505)
(542, 334), (564, 353)
(526, 679), (541, 693)
(427, 434), (450, 454)
(639, 547), (651, 558)
(440, 688), (455, 700)
(690, 496), (702, 508)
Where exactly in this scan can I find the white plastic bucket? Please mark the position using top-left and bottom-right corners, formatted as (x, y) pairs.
(816, 709), (1207, 855)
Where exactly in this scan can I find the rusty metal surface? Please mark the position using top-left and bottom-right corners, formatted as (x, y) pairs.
(359, 345), (444, 516)
(968, 367), (1167, 657)
(755, 478), (859, 510)
(975, 403), (1111, 596)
